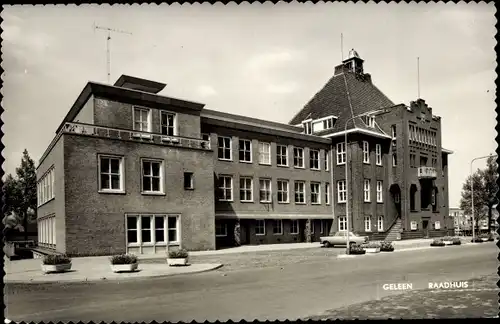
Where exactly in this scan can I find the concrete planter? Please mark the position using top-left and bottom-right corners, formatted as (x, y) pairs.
(364, 247), (381, 253)
(167, 258), (188, 266)
(111, 263), (139, 273)
(481, 238), (489, 242)
(443, 240), (453, 245)
(42, 263), (72, 273)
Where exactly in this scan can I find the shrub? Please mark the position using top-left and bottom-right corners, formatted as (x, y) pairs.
(380, 241), (394, 252)
(110, 254), (138, 265)
(349, 244), (366, 255)
(430, 239), (445, 247)
(442, 236), (453, 241)
(362, 241), (381, 249)
(168, 249), (189, 259)
(43, 254), (71, 265)
(451, 237), (462, 245)
(471, 237), (484, 243)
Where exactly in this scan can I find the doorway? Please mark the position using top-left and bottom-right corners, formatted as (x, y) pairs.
(422, 220), (429, 238)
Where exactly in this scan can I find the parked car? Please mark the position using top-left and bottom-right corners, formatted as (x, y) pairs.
(320, 231), (369, 247)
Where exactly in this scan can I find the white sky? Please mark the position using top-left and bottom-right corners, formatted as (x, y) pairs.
(1, 2), (496, 208)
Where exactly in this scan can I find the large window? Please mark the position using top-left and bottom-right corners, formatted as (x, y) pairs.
(239, 139), (252, 163)
(277, 180), (289, 203)
(363, 141), (370, 164)
(256, 219), (265, 235)
(293, 147), (304, 168)
(215, 223), (227, 237)
(375, 144), (382, 166)
(277, 145), (288, 166)
(218, 176), (233, 201)
(259, 179), (272, 203)
(364, 179), (370, 202)
(337, 180), (346, 203)
(325, 151), (330, 171)
(126, 214), (179, 247)
(377, 216), (384, 232)
(291, 219), (299, 234)
(258, 142), (271, 165)
(133, 107), (151, 133)
(240, 177), (253, 202)
(310, 182), (320, 204)
(160, 111), (176, 136)
(38, 215), (56, 248)
(294, 181), (306, 204)
(310, 149), (320, 170)
(141, 159), (163, 194)
(99, 155), (124, 192)
(273, 220), (283, 235)
(364, 216), (371, 232)
(336, 142), (346, 165)
(218, 136), (232, 161)
(325, 183), (330, 205)
(37, 167), (55, 206)
(376, 181), (383, 203)
(338, 216), (347, 231)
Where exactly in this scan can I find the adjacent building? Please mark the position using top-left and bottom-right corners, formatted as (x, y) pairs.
(36, 50), (454, 256)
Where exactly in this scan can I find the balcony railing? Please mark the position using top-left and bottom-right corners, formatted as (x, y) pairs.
(62, 122), (211, 150)
(417, 166), (437, 179)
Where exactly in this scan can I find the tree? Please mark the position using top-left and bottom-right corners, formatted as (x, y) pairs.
(479, 155), (499, 231)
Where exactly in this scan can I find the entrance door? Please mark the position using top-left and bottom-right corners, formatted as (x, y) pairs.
(422, 220), (429, 238)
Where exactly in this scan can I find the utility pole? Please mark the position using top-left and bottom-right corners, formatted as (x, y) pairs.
(93, 23), (132, 84)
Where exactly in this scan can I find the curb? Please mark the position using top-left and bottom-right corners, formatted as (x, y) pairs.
(5, 264), (224, 285)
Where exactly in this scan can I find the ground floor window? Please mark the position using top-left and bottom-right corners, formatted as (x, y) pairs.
(377, 216), (384, 232)
(256, 219), (266, 235)
(126, 214), (179, 247)
(364, 216), (371, 232)
(38, 215), (56, 249)
(310, 220), (315, 234)
(215, 223), (227, 237)
(338, 216), (347, 231)
(273, 219), (283, 235)
(291, 220), (299, 234)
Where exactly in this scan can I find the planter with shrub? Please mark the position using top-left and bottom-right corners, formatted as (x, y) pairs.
(380, 241), (395, 252)
(451, 237), (462, 245)
(167, 249), (189, 266)
(42, 254), (72, 273)
(348, 244), (366, 255)
(430, 239), (445, 247)
(361, 242), (381, 253)
(110, 254), (139, 273)
(441, 236), (453, 245)
(472, 237), (485, 243)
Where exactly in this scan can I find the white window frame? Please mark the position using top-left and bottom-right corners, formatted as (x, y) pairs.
(277, 180), (289, 203)
(160, 111), (177, 137)
(310, 182), (321, 204)
(239, 139), (253, 163)
(184, 172), (194, 190)
(218, 175), (233, 201)
(391, 125), (396, 139)
(141, 159), (164, 194)
(259, 178), (272, 203)
(325, 183), (330, 205)
(338, 216), (347, 231)
(218, 136), (232, 161)
(125, 214), (181, 250)
(239, 177), (253, 202)
(336, 142), (346, 165)
(277, 145), (288, 167)
(38, 167), (56, 206)
(303, 120), (312, 135)
(310, 221), (315, 234)
(376, 181), (383, 203)
(363, 141), (370, 164)
(410, 221), (418, 231)
(434, 221), (441, 230)
(215, 223), (228, 237)
(256, 219), (266, 235)
(325, 151), (330, 171)
(364, 216), (371, 232)
(293, 147), (305, 168)
(310, 149), (320, 170)
(364, 179), (370, 202)
(392, 153), (397, 167)
(290, 219), (299, 234)
(294, 181), (306, 204)
(273, 219), (283, 235)
(320, 220), (325, 234)
(337, 180), (346, 203)
(132, 106), (152, 138)
(377, 216), (384, 232)
(98, 155), (125, 193)
(375, 144), (382, 166)
(258, 142), (271, 165)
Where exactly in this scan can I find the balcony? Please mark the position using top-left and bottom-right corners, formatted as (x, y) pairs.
(418, 166), (437, 179)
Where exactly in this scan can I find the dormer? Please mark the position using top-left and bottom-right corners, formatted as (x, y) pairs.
(300, 115), (338, 135)
(114, 74), (166, 94)
(362, 115), (376, 128)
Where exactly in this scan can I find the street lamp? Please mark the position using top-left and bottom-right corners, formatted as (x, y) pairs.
(343, 107), (393, 254)
(470, 154), (497, 242)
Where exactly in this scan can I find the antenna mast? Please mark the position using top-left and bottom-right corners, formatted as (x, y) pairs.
(417, 57), (420, 99)
(341, 33), (344, 62)
(94, 23), (132, 84)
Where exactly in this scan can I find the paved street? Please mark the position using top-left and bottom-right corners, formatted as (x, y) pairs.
(5, 243), (497, 322)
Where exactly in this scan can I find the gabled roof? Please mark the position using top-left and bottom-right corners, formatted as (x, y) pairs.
(289, 69), (395, 137)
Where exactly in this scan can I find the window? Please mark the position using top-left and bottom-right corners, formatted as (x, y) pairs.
(133, 107), (151, 133)
(294, 181), (306, 204)
(375, 144), (382, 166)
(277, 180), (289, 203)
(310, 182), (321, 204)
(303, 120), (312, 134)
(377, 216), (384, 232)
(310, 149), (320, 170)
(392, 153), (397, 166)
(37, 167), (55, 206)
(310, 221), (315, 234)
(364, 179), (370, 202)
(338, 216), (347, 231)
(323, 117), (334, 130)
(410, 221), (418, 231)
(38, 215), (56, 248)
(325, 151), (330, 171)
(410, 154), (416, 168)
(325, 183), (330, 205)
(391, 125), (396, 139)
(434, 221), (441, 230)
(239, 177), (253, 202)
(126, 214), (179, 248)
(218, 136), (232, 160)
(273, 220), (283, 235)
(364, 216), (371, 232)
(256, 219), (265, 235)
(184, 172), (194, 190)
(277, 145), (288, 166)
(363, 141), (370, 164)
(376, 181), (383, 203)
(293, 147), (304, 168)
(291, 220), (299, 234)
(259, 179), (272, 203)
(337, 180), (346, 203)
(239, 139), (252, 163)
(160, 111), (176, 136)
(141, 160), (163, 193)
(336, 142), (346, 165)
(99, 156), (124, 192)
(258, 142), (271, 165)
(215, 223), (227, 237)
(218, 176), (233, 201)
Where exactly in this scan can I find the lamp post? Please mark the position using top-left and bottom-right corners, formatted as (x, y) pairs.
(470, 154), (497, 242)
(343, 107), (392, 254)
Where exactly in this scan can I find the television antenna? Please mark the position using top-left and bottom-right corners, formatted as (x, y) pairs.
(93, 23), (132, 84)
